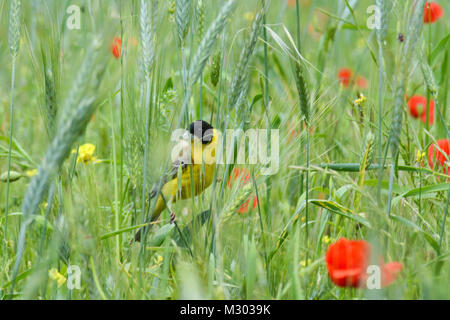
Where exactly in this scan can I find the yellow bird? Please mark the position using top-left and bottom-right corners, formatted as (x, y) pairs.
(134, 120), (218, 241)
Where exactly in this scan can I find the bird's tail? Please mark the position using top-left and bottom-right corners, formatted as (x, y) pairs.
(134, 194), (166, 242)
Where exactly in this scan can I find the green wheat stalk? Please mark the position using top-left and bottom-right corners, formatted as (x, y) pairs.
(355, 131), (375, 211)
(8, 0), (20, 58)
(421, 57), (449, 252)
(387, 0), (426, 216)
(176, 0), (191, 42)
(195, 0), (205, 42)
(3, 0), (21, 288)
(142, 0), (236, 246)
(227, 5), (265, 110)
(139, 0), (156, 228)
(195, 0), (205, 118)
(209, 52), (221, 88)
(57, 48), (97, 129)
(375, 0), (388, 204)
(9, 47), (107, 294)
(293, 61), (310, 123)
(140, 0), (155, 80)
(294, 0), (311, 271)
(421, 59), (438, 96)
(188, 0), (236, 89)
(221, 183), (253, 218)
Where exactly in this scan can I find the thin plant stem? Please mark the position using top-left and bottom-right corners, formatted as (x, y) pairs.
(4, 61), (16, 240)
(376, 44), (384, 204)
(141, 79), (152, 226)
(295, 0), (309, 268)
(110, 98), (121, 262)
(439, 186), (450, 251)
(2, 59), (17, 290)
(263, 7), (271, 228)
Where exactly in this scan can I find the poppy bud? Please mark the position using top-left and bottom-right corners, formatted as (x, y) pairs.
(110, 36), (122, 59)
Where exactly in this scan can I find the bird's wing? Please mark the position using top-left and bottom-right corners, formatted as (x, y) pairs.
(149, 140), (191, 198)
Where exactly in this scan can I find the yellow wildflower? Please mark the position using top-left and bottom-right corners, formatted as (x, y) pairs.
(25, 169), (38, 177)
(300, 259), (311, 268)
(156, 255), (163, 264)
(243, 12), (255, 22)
(72, 143), (98, 164)
(322, 235), (332, 244)
(48, 268), (66, 287)
(416, 149), (425, 163)
(354, 93), (367, 106)
(356, 38), (365, 49)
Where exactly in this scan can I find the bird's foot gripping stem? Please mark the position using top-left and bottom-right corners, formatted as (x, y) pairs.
(170, 211), (176, 224)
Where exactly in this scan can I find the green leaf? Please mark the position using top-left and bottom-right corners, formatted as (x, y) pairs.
(174, 209), (211, 247)
(7, 212), (54, 231)
(309, 199), (371, 227)
(391, 215), (440, 253)
(364, 179), (408, 194)
(390, 214), (422, 231)
(245, 237), (257, 299)
(148, 224), (175, 247)
(400, 183), (450, 198)
(162, 77), (174, 93)
(100, 222), (152, 240)
(430, 32), (450, 63)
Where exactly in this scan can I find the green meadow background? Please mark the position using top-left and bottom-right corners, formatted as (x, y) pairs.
(0, 0), (449, 299)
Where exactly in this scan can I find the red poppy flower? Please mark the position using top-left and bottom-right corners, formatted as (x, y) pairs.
(338, 68), (353, 87)
(238, 195), (258, 214)
(111, 37), (122, 59)
(227, 168), (258, 214)
(423, 2), (444, 24)
(420, 102), (435, 126)
(356, 76), (368, 90)
(407, 95), (435, 125)
(288, 120), (315, 143)
(288, 0), (296, 7)
(427, 139), (450, 175)
(227, 167), (250, 187)
(325, 238), (402, 288)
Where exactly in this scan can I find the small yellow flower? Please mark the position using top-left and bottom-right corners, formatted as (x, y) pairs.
(322, 235), (332, 244)
(156, 255), (163, 264)
(243, 12), (255, 22)
(416, 149), (425, 163)
(354, 93), (367, 106)
(48, 268), (66, 287)
(25, 169), (38, 177)
(72, 143), (98, 164)
(356, 38), (365, 49)
(300, 259), (311, 268)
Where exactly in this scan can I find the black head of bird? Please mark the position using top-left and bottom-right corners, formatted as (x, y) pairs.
(189, 120), (214, 144)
